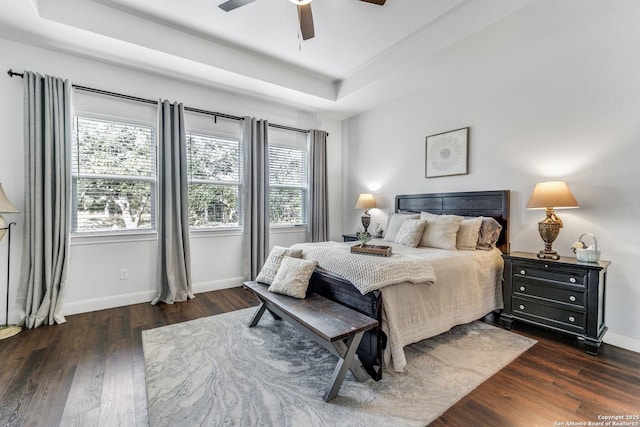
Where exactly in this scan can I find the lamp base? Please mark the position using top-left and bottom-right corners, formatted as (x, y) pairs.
(361, 213), (371, 235)
(0, 325), (21, 340)
(536, 210), (562, 261)
(536, 250), (560, 260)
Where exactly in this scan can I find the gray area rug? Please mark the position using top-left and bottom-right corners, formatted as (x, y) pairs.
(142, 307), (535, 426)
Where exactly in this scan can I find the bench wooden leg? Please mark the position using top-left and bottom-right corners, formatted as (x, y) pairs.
(267, 309), (282, 321)
(323, 331), (365, 402)
(332, 337), (370, 383)
(249, 300), (282, 328)
(248, 303), (267, 327)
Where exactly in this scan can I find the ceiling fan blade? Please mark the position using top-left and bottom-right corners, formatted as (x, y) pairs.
(360, 0), (386, 5)
(297, 4), (315, 40)
(218, 0), (256, 12)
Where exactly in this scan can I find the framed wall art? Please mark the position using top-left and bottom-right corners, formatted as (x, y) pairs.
(425, 127), (469, 178)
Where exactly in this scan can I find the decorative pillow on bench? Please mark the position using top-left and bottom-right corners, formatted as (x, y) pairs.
(256, 246), (303, 285)
(268, 257), (317, 299)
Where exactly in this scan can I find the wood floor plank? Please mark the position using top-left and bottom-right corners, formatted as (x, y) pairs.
(131, 326), (151, 427)
(99, 337), (137, 426)
(0, 287), (638, 427)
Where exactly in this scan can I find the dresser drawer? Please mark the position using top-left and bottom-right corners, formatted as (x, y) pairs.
(513, 263), (587, 287)
(513, 297), (586, 334)
(513, 278), (585, 308)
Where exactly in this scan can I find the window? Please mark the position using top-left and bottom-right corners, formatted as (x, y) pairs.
(187, 132), (241, 228)
(72, 116), (156, 232)
(269, 144), (309, 225)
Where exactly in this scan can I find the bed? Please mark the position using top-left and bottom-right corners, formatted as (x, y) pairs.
(301, 190), (510, 380)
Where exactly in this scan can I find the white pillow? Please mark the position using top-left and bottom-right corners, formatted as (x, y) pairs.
(395, 218), (428, 248)
(384, 213), (419, 242)
(419, 212), (464, 250)
(456, 216), (483, 250)
(268, 257), (317, 299)
(256, 246), (303, 285)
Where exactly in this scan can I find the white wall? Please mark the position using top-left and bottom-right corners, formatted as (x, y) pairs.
(342, 2), (640, 352)
(0, 39), (343, 319)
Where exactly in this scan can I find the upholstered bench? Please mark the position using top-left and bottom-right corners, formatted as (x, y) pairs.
(243, 281), (379, 401)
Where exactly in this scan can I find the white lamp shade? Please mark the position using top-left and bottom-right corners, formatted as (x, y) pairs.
(526, 181), (579, 209)
(355, 193), (376, 210)
(0, 184), (19, 214)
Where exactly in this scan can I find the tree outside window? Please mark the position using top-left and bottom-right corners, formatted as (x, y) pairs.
(187, 132), (240, 228)
(269, 145), (308, 225)
(72, 116), (155, 232)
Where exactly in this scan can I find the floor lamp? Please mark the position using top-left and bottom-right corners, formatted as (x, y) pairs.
(0, 183), (21, 340)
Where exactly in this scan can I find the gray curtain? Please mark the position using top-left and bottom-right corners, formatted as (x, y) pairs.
(152, 100), (193, 304)
(308, 129), (329, 242)
(17, 71), (72, 328)
(242, 117), (270, 281)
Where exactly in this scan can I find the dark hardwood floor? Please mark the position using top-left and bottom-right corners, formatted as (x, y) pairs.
(1, 287), (638, 426)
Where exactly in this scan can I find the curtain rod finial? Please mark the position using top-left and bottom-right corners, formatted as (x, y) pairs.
(7, 69), (23, 78)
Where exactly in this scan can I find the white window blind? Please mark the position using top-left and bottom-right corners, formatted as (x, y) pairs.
(187, 132), (241, 228)
(72, 116), (156, 232)
(269, 144), (309, 225)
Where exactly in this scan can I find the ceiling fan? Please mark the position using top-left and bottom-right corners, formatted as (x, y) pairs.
(218, 0), (387, 41)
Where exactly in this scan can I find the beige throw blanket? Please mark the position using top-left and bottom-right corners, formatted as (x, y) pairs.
(290, 241), (436, 294)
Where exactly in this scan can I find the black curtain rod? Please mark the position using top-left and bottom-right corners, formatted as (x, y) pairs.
(7, 68), (310, 134)
(74, 84), (158, 106)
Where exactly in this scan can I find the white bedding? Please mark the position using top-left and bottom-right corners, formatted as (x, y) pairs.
(371, 240), (504, 372)
(300, 239), (504, 373)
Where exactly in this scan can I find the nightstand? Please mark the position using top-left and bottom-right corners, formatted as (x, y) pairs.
(342, 234), (358, 242)
(500, 251), (610, 355)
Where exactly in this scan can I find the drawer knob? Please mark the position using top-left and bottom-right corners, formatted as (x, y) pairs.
(569, 316), (575, 323)
(519, 304), (525, 310)
(519, 286), (526, 292)
(570, 278), (576, 283)
(520, 269), (526, 275)
(569, 295), (576, 302)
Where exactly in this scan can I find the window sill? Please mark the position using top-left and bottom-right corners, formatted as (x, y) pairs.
(71, 230), (158, 246)
(70, 224), (307, 245)
(190, 227), (242, 238)
(270, 225), (308, 234)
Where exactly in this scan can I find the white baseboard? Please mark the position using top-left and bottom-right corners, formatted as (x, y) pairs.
(604, 331), (640, 353)
(58, 277), (245, 317)
(63, 289), (156, 316)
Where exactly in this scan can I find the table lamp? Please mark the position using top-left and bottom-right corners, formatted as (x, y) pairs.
(526, 181), (578, 260)
(355, 193), (376, 235)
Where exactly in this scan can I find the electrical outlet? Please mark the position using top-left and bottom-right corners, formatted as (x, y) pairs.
(120, 269), (129, 280)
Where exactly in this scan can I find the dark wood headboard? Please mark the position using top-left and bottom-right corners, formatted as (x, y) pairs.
(395, 190), (510, 253)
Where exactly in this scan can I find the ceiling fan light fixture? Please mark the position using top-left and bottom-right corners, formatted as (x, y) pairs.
(289, 0), (312, 5)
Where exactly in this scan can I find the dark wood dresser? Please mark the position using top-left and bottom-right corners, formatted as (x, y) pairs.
(500, 251), (610, 355)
